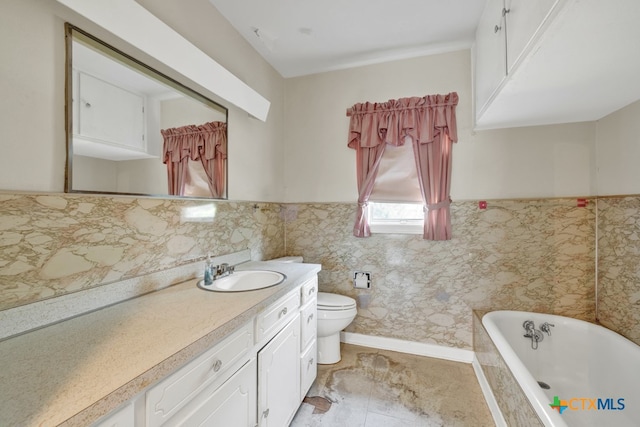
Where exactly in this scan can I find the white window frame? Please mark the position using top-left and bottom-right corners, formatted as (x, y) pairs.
(367, 202), (423, 234)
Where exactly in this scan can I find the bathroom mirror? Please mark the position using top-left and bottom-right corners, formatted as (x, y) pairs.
(64, 24), (228, 199)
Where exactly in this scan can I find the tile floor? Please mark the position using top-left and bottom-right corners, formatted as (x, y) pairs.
(291, 344), (495, 427)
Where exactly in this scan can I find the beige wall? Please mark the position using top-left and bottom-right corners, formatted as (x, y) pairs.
(596, 99), (640, 196)
(594, 100), (640, 345)
(283, 50), (596, 203)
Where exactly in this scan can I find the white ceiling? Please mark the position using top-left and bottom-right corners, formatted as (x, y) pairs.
(208, 0), (487, 78)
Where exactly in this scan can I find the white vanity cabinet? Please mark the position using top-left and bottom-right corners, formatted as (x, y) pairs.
(255, 288), (301, 426)
(299, 277), (318, 401)
(145, 321), (254, 426)
(255, 277), (319, 426)
(92, 273), (319, 427)
(258, 314), (301, 426)
(161, 358), (257, 427)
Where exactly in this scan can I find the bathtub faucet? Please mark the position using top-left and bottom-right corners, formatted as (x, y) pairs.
(522, 320), (535, 337)
(523, 320), (544, 350)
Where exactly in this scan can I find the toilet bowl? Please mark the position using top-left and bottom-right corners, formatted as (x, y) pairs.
(269, 256), (358, 364)
(317, 292), (357, 364)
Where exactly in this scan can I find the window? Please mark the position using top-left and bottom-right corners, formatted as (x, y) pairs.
(368, 202), (423, 234)
(367, 141), (423, 234)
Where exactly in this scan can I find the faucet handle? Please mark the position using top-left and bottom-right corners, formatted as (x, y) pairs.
(523, 320), (535, 330)
(540, 322), (555, 335)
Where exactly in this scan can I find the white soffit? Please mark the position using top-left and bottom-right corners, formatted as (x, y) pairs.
(56, 0), (271, 121)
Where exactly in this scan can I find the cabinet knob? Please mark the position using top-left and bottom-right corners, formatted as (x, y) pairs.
(279, 307), (288, 318)
(494, 25), (502, 34)
(262, 408), (269, 418)
(85, 102), (92, 108)
(307, 313), (314, 323)
(309, 358), (314, 366)
(309, 287), (315, 295)
(212, 359), (222, 372)
(502, 7), (510, 16)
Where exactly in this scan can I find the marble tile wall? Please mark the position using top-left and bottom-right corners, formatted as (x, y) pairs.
(4, 192), (638, 351)
(0, 193), (284, 312)
(284, 199), (596, 350)
(597, 196), (640, 346)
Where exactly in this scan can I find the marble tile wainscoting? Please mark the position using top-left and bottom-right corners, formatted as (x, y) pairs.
(0, 193), (285, 314)
(2, 192), (640, 351)
(284, 199), (597, 351)
(597, 196), (640, 346)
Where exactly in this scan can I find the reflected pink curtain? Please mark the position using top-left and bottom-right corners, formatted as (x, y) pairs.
(346, 93), (458, 240)
(162, 121), (227, 198)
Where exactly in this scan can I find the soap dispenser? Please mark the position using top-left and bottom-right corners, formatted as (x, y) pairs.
(204, 254), (213, 285)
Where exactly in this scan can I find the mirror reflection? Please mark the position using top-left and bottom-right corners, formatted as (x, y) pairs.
(65, 24), (228, 199)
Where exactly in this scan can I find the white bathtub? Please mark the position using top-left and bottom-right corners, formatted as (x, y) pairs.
(482, 310), (640, 427)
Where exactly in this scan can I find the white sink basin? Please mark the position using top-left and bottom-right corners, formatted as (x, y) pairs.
(198, 270), (286, 292)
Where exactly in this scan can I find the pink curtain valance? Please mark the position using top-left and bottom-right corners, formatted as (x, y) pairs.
(161, 121), (227, 198)
(162, 121), (227, 164)
(346, 93), (458, 149)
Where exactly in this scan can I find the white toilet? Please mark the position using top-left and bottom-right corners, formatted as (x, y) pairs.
(316, 291), (357, 364)
(270, 256), (358, 364)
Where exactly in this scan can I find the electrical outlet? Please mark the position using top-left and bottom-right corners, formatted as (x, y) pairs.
(353, 271), (371, 289)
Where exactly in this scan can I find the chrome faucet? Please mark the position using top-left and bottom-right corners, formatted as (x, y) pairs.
(213, 263), (234, 280)
(540, 322), (555, 336)
(522, 320), (544, 350)
(522, 320), (535, 338)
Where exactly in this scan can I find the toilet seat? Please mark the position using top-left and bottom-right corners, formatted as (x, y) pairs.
(317, 292), (356, 311)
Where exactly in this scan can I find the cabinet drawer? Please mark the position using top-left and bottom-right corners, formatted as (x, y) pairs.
(300, 340), (317, 400)
(146, 321), (253, 427)
(300, 277), (318, 305)
(256, 290), (300, 343)
(163, 358), (257, 427)
(300, 299), (317, 351)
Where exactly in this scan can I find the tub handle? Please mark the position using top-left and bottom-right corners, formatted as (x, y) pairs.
(540, 322), (555, 336)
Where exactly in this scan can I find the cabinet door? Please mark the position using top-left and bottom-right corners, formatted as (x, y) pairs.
(258, 314), (300, 427)
(474, 0), (507, 116)
(164, 358), (257, 427)
(78, 72), (145, 151)
(300, 340), (317, 401)
(505, 0), (560, 71)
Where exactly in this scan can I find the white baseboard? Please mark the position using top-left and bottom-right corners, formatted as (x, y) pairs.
(340, 332), (474, 363)
(472, 355), (507, 427)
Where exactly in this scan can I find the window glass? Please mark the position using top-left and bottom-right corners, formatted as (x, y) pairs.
(368, 202), (423, 234)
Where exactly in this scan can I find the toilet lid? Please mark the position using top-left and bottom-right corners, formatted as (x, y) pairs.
(317, 292), (357, 310)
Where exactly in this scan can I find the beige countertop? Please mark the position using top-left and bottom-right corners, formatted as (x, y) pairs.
(0, 261), (320, 427)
